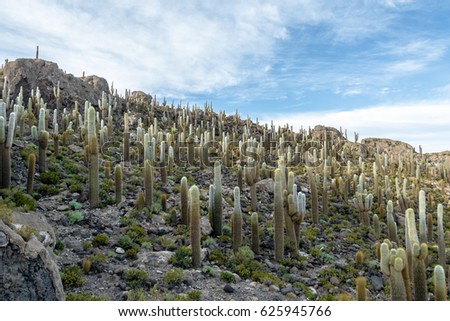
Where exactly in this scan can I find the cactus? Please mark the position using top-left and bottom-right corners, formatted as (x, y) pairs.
(307, 168), (318, 225)
(212, 161), (223, 235)
(373, 213), (380, 239)
(322, 160), (328, 216)
(380, 242), (410, 301)
(355, 250), (364, 265)
(114, 164), (122, 205)
(0, 113), (16, 188)
(123, 112), (130, 163)
(418, 190), (427, 244)
(232, 187), (243, 253)
(38, 129), (49, 173)
(144, 159), (153, 207)
(412, 243), (428, 301)
(437, 204), (445, 269)
(244, 163), (258, 211)
(386, 200), (398, 244)
(274, 168), (284, 261)
(180, 176), (189, 225)
(104, 160), (111, 179)
(87, 106), (99, 208)
(237, 164), (243, 191)
(433, 265), (447, 301)
(26, 153), (36, 194)
(136, 191), (145, 211)
(251, 212), (260, 254)
(390, 256), (407, 301)
(356, 276), (366, 301)
(189, 185), (201, 268)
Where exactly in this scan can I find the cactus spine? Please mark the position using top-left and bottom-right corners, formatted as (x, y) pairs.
(189, 185), (201, 268)
(114, 164), (122, 205)
(180, 176), (189, 225)
(274, 168), (284, 261)
(251, 212), (260, 254)
(212, 161), (223, 235)
(232, 187), (243, 253)
(26, 153), (36, 194)
(87, 106), (99, 208)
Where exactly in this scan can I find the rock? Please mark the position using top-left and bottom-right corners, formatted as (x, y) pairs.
(201, 216), (213, 235)
(256, 179), (274, 195)
(370, 275), (384, 291)
(330, 276), (340, 285)
(281, 286), (294, 295)
(223, 284), (235, 293)
(268, 285), (280, 292)
(68, 144), (84, 154)
(12, 212), (55, 248)
(1, 58), (109, 108)
(0, 220), (64, 300)
(115, 247), (125, 254)
(56, 205), (69, 211)
(130, 91), (153, 105)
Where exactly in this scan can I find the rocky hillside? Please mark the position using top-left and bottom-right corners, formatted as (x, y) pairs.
(0, 58), (449, 301)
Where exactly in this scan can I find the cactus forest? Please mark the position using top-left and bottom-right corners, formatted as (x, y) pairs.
(0, 58), (449, 301)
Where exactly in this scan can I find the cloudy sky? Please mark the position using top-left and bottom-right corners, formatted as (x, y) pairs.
(1, 0), (450, 152)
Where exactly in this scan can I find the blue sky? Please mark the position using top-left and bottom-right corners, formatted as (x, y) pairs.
(1, 0), (450, 152)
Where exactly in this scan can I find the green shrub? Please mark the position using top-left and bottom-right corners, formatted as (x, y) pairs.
(0, 204), (13, 224)
(125, 224), (148, 245)
(13, 191), (36, 211)
(116, 235), (134, 250)
(163, 268), (185, 286)
(125, 245), (140, 260)
(61, 265), (84, 289)
(67, 211), (84, 225)
(220, 271), (236, 283)
(168, 246), (192, 268)
(92, 234), (109, 247)
(66, 292), (108, 301)
(124, 268), (151, 289)
(39, 172), (61, 185)
(16, 225), (38, 241)
(187, 290), (202, 301)
(201, 266), (216, 277)
(54, 238), (65, 254)
(37, 184), (60, 196)
(69, 200), (82, 210)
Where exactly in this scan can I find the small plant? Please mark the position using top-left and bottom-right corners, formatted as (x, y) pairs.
(0, 204), (13, 224)
(201, 265), (216, 277)
(163, 268), (185, 286)
(16, 225), (38, 241)
(54, 238), (65, 254)
(61, 265), (84, 289)
(187, 290), (202, 301)
(69, 199), (82, 210)
(220, 271), (236, 283)
(66, 292), (108, 301)
(67, 211), (84, 225)
(116, 235), (134, 250)
(92, 234), (109, 247)
(39, 171), (61, 185)
(13, 191), (36, 211)
(168, 246), (192, 268)
(124, 268), (151, 289)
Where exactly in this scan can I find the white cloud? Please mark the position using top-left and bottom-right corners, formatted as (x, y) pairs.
(260, 101), (450, 153)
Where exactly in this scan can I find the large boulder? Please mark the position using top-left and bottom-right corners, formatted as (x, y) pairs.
(1, 58), (109, 108)
(0, 220), (65, 300)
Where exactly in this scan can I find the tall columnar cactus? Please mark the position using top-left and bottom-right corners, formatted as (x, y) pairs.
(26, 153), (36, 194)
(356, 276), (367, 301)
(437, 204), (445, 269)
(418, 190), (427, 244)
(237, 165), (243, 191)
(189, 185), (201, 268)
(274, 168), (285, 261)
(123, 112), (130, 163)
(38, 129), (49, 173)
(286, 193), (299, 257)
(144, 159), (153, 207)
(433, 264), (447, 301)
(322, 159), (328, 216)
(0, 112), (16, 188)
(244, 162), (258, 211)
(251, 212), (260, 254)
(412, 242), (428, 301)
(380, 242), (409, 301)
(386, 200), (398, 244)
(212, 161), (223, 235)
(114, 164), (122, 205)
(232, 187), (243, 253)
(180, 176), (189, 225)
(372, 213), (380, 239)
(307, 168), (318, 225)
(87, 106), (99, 208)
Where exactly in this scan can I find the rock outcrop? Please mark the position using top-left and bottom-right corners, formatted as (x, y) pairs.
(0, 58), (109, 108)
(0, 220), (64, 300)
